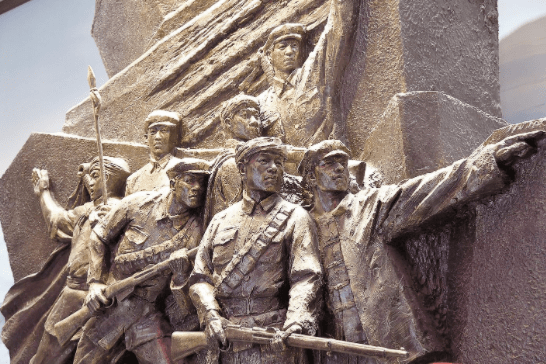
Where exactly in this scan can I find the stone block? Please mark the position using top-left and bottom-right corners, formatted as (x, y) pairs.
(0, 132), (148, 282)
(359, 91), (508, 185)
(344, 0), (501, 153)
(447, 118), (546, 363)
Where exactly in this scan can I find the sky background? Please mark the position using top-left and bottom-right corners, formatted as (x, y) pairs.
(0, 0), (545, 361)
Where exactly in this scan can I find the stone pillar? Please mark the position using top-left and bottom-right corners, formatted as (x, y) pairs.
(343, 0), (501, 154)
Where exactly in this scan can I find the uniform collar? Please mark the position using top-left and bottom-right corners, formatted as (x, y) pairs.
(271, 71), (297, 97)
(241, 191), (281, 215)
(150, 153), (173, 173)
(311, 192), (354, 218)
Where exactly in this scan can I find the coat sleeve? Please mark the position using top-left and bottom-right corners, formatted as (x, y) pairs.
(87, 196), (133, 284)
(284, 208), (323, 335)
(378, 145), (507, 242)
(189, 218), (222, 327)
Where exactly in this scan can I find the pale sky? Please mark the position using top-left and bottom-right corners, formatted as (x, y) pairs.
(0, 0), (545, 361)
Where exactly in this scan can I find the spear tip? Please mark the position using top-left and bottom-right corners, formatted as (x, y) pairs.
(87, 66), (96, 89)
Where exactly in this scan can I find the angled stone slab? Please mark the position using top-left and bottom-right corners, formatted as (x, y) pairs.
(66, 0), (500, 157)
(360, 91), (508, 185)
(0, 132), (149, 282)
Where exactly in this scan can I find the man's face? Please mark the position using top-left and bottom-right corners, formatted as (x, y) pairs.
(172, 173), (206, 209)
(313, 154), (350, 192)
(146, 123), (176, 159)
(229, 105), (261, 141)
(270, 38), (301, 74)
(242, 151), (284, 193)
(88, 167), (104, 201)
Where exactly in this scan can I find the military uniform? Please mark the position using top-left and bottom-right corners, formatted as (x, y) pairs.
(309, 148), (508, 363)
(125, 153), (174, 195)
(258, 0), (359, 147)
(190, 192), (322, 363)
(74, 188), (203, 364)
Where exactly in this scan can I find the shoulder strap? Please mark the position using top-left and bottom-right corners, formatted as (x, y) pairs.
(214, 203), (296, 295)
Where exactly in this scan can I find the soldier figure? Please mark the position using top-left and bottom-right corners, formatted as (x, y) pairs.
(75, 158), (210, 364)
(29, 157), (131, 364)
(125, 110), (182, 195)
(258, 0), (360, 147)
(189, 137), (322, 363)
(299, 133), (545, 363)
(207, 94), (263, 220)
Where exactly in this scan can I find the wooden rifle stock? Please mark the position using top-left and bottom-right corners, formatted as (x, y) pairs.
(53, 247), (197, 346)
(172, 325), (409, 362)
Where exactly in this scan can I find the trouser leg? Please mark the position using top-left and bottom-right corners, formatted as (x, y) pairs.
(30, 331), (77, 364)
(131, 336), (173, 364)
(73, 333), (111, 364)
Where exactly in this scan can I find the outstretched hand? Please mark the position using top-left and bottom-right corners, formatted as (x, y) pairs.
(494, 130), (546, 167)
(32, 168), (50, 196)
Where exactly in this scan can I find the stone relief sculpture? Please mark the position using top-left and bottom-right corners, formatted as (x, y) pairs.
(189, 137), (322, 363)
(298, 134), (545, 363)
(125, 110), (182, 196)
(257, 0), (359, 147)
(2, 0), (546, 363)
(71, 158), (210, 363)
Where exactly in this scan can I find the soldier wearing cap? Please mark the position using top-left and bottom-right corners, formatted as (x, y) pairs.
(75, 157), (211, 364)
(258, 0), (360, 147)
(125, 110), (182, 196)
(300, 133), (545, 363)
(190, 137), (322, 364)
(27, 157), (130, 364)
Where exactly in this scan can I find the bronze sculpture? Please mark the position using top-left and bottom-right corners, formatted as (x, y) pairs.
(73, 158), (210, 363)
(298, 133), (545, 363)
(125, 110), (182, 196)
(257, 0), (359, 147)
(189, 137), (322, 363)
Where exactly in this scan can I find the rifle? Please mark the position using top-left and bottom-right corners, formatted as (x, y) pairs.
(172, 325), (409, 361)
(53, 247), (197, 346)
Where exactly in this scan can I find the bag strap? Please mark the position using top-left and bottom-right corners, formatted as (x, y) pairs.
(214, 203), (295, 295)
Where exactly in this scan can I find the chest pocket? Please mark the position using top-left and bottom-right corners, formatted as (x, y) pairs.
(213, 227), (237, 267)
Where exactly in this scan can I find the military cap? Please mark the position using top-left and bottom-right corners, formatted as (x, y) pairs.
(166, 157), (211, 179)
(264, 23), (306, 53)
(144, 110), (181, 133)
(298, 140), (350, 178)
(220, 94), (261, 124)
(89, 156), (131, 179)
(235, 137), (287, 164)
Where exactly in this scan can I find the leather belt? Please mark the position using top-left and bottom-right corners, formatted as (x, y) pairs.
(221, 296), (283, 317)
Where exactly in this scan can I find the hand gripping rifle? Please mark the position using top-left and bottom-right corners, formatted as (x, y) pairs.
(53, 247), (198, 346)
(172, 325), (409, 361)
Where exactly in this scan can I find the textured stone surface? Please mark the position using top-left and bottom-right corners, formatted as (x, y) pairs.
(500, 15), (546, 124)
(447, 119), (546, 363)
(67, 0), (501, 156)
(343, 0), (501, 153)
(0, 0), (32, 15)
(0, 132), (148, 282)
(92, 0), (187, 77)
(359, 91), (508, 185)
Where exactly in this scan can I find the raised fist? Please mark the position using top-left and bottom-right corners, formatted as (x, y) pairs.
(32, 168), (50, 196)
